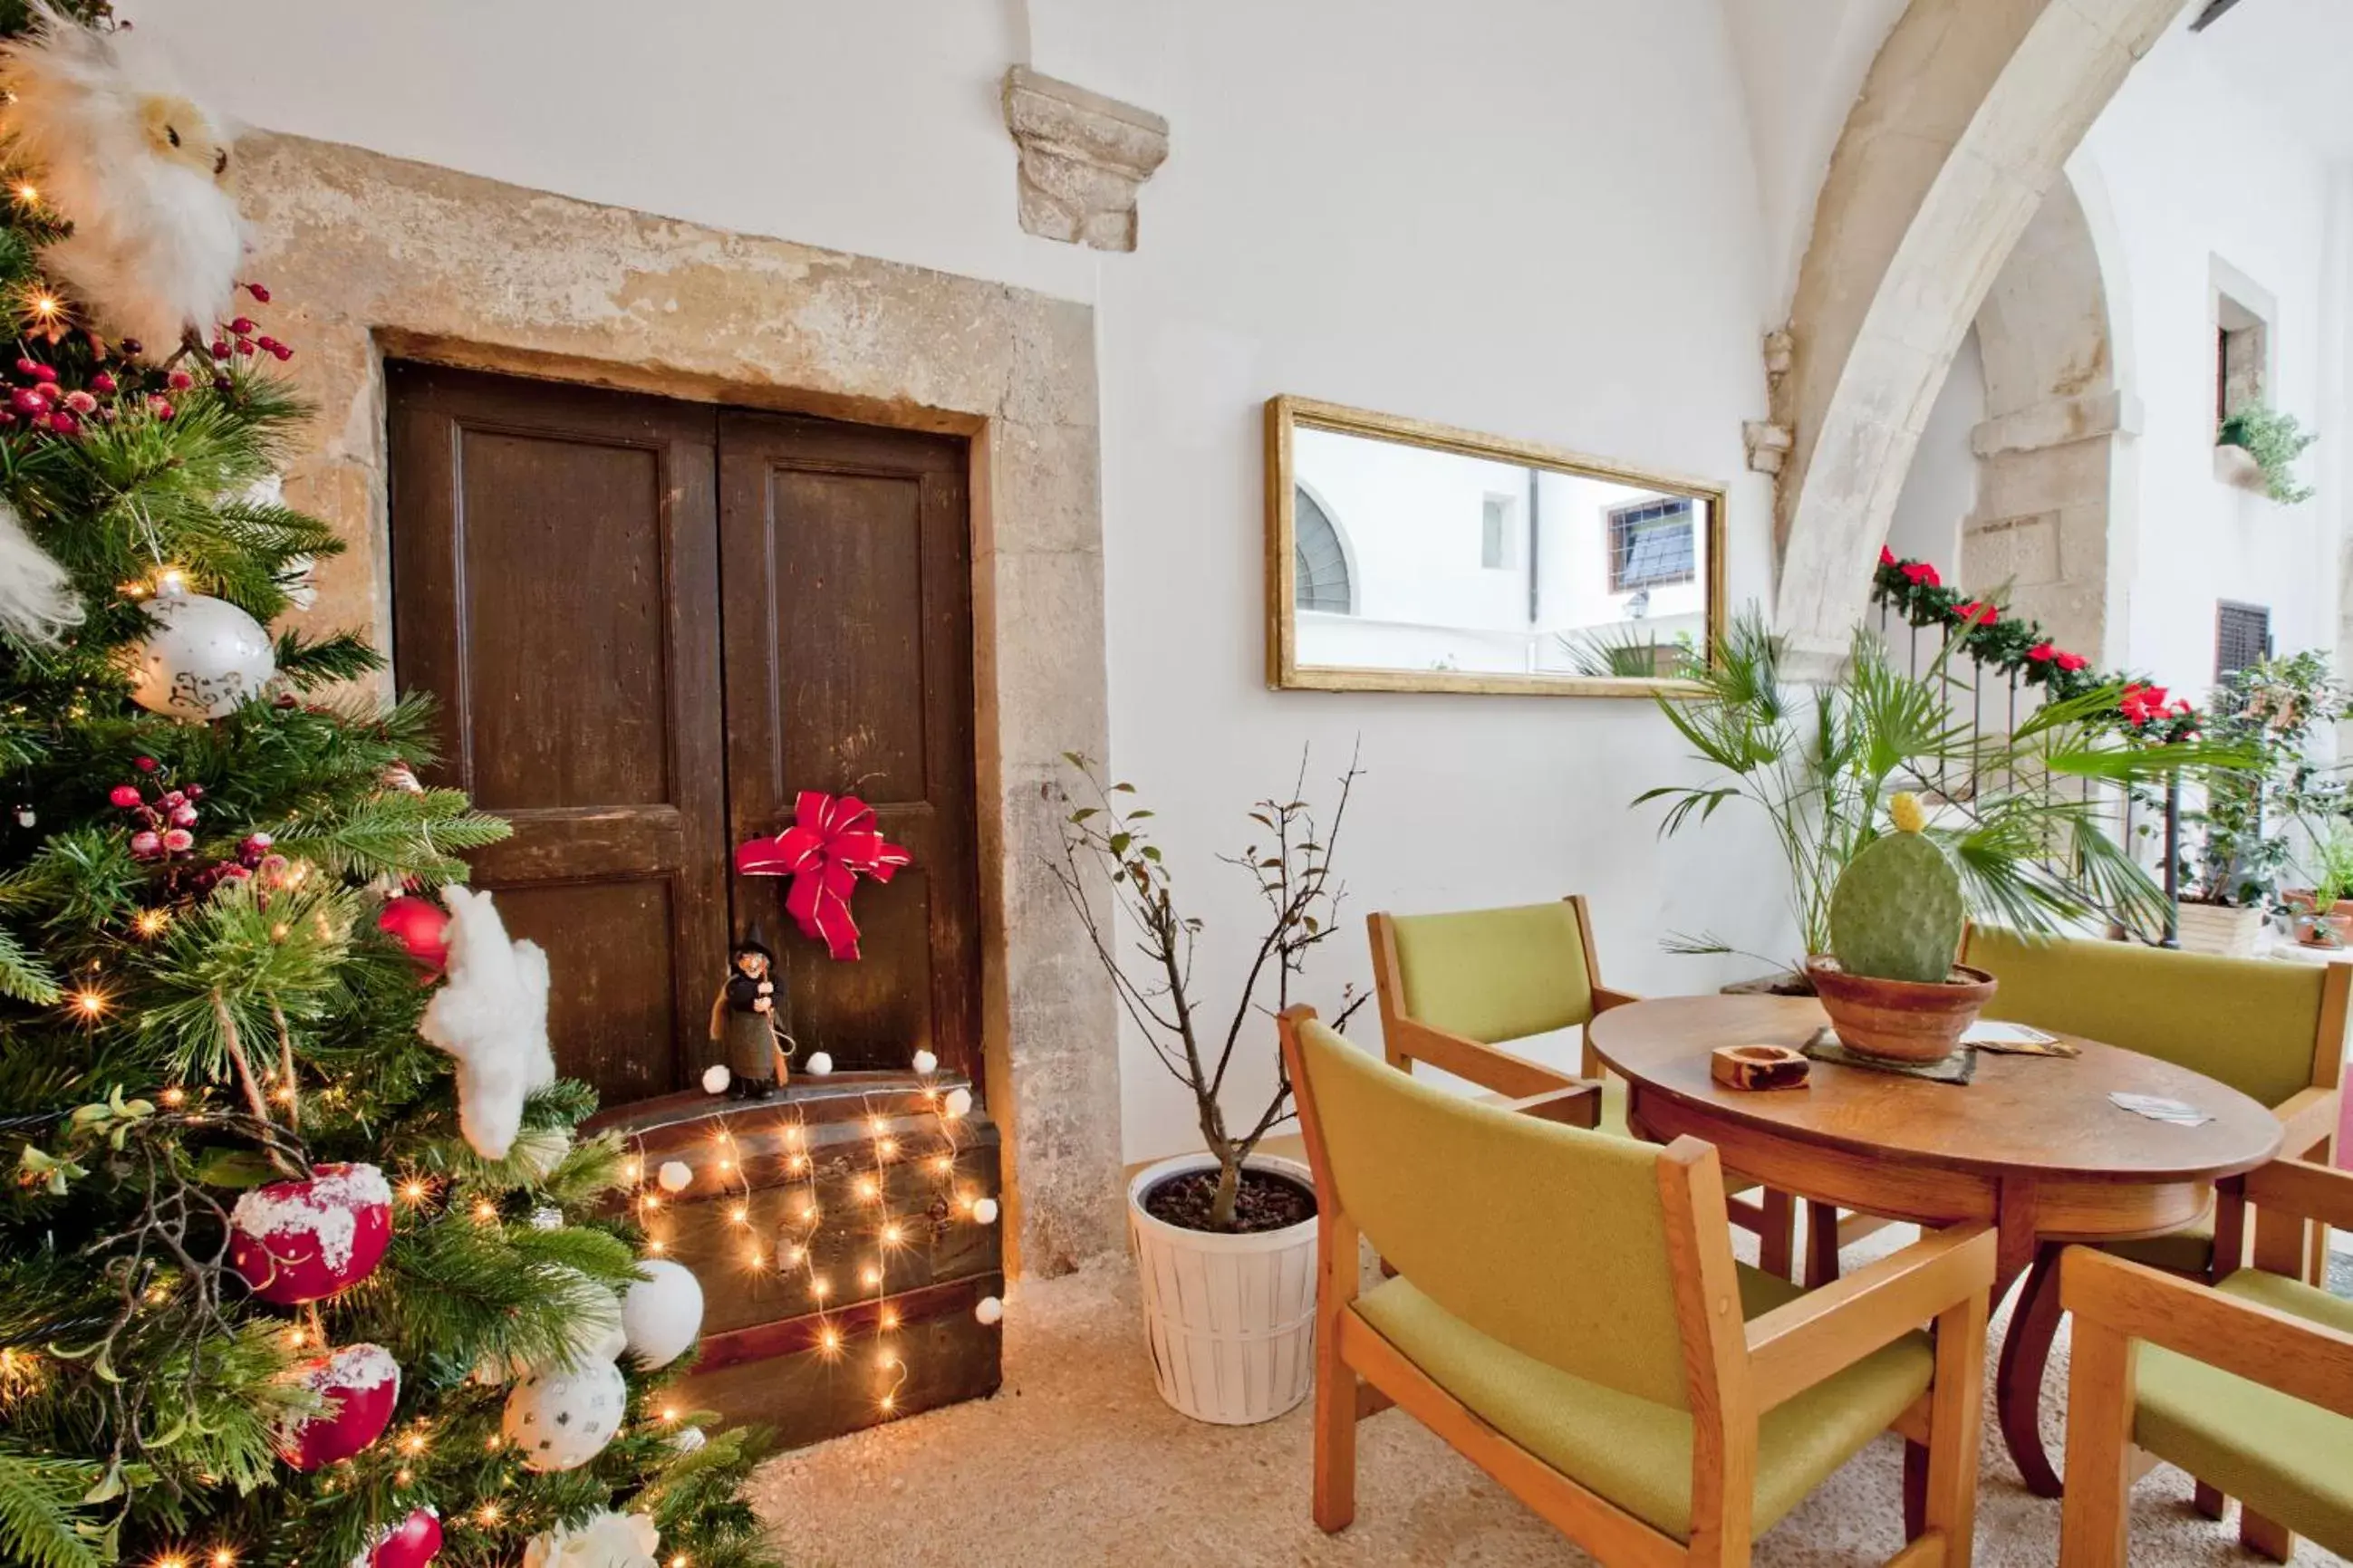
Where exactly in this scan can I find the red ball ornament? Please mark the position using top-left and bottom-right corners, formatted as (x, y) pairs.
(363, 1505), (442, 1568)
(378, 894), (450, 979)
(276, 1343), (400, 1471)
(108, 784), (140, 808)
(229, 1162), (392, 1305)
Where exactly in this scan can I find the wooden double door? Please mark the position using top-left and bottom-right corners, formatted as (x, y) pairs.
(388, 363), (981, 1109)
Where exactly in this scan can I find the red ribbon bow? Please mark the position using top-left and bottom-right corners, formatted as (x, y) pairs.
(734, 791), (911, 961)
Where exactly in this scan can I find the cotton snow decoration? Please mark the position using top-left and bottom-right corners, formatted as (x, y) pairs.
(0, 5), (245, 355)
(418, 886), (555, 1159)
(0, 496), (80, 646)
(619, 1258), (703, 1370)
(521, 1510), (660, 1568)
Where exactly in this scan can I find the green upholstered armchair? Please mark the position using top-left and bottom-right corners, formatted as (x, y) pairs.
(2059, 1159), (2353, 1567)
(1280, 1005), (1996, 1568)
(1369, 898), (1798, 1277)
(1961, 927), (2346, 1279)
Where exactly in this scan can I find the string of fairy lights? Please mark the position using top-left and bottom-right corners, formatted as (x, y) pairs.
(620, 1064), (998, 1426)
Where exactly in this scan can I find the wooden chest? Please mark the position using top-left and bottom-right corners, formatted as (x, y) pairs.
(592, 1074), (1003, 1446)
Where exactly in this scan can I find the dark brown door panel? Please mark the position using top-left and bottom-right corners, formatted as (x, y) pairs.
(388, 362), (728, 1107)
(717, 411), (979, 1081)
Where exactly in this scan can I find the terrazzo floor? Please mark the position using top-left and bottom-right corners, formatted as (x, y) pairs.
(749, 1233), (2351, 1567)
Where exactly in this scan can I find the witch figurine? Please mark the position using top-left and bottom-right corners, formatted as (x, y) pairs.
(709, 925), (793, 1100)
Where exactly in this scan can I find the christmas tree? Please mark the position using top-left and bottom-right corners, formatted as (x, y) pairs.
(0, 5), (781, 1565)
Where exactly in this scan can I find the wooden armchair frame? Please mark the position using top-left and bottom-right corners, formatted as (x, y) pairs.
(1368, 897), (1799, 1277)
(1282, 1005), (1997, 1568)
(2059, 1159), (2353, 1567)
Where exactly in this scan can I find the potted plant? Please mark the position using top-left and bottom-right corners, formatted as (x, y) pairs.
(1639, 608), (2216, 984)
(2290, 825), (2353, 948)
(1049, 748), (1365, 1425)
(1808, 791), (1996, 1061)
(2178, 652), (2347, 955)
(2216, 402), (2318, 505)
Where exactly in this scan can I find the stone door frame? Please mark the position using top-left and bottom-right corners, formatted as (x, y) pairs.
(238, 133), (1124, 1275)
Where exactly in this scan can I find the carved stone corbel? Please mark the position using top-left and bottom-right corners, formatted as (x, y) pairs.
(1001, 67), (1170, 252)
(1744, 419), (1794, 476)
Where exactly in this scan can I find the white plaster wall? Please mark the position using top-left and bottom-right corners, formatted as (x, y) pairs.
(2077, 24), (2340, 697)
(141, 0), (1792, 1162)
(1885, 326), (1984, 571)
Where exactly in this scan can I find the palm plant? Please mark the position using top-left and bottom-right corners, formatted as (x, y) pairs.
(1637, 607), (2238, 977)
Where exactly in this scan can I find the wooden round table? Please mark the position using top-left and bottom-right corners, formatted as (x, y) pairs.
(1589, 994), (2282, 1496)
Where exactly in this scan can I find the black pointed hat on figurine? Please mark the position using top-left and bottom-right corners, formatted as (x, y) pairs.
(735, 922), (775, 962)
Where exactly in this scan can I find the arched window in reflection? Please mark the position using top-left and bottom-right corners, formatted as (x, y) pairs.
(1293, 486), (1355, 614)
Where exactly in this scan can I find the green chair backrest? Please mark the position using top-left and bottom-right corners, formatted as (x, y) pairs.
(1962, 927), (2324, 1110)
(1387, 901), (1594, 1044)
(1293, 1015), (1690, 1409)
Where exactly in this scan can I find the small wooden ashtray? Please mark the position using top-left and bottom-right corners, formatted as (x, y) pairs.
(1711, 1044), (1810, 1092)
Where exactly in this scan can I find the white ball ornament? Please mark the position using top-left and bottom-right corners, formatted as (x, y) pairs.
(975, 1294), (1004, 1326)
(129, 585), (276, 719)
(911, 1048), (938, 1074)
(805, 1051), (834, 1076)
(700, 1063), (730, 1095)
(970, 1196), (999, 1227)
(943, 1086), (974, 1119)
(501, 1358), (626, 1473)
(620, 1258), (704, 1371)
(656, 1160), (692, 1195)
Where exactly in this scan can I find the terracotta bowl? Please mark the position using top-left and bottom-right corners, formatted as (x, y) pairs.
(1803, 957), (1998, 1064)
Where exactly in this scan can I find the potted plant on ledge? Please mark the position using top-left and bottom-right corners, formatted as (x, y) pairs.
(2215, 402), (2318, 505)
(1049, 748), (1365, 1425)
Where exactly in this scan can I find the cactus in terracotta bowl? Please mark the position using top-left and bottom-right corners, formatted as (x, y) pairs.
(1805, 792), (1997, 1063)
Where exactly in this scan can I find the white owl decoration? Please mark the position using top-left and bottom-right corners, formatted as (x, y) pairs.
(0, 5), (244, 354)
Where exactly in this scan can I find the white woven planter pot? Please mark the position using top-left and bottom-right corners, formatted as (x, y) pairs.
(2175, 901), (2261, 958)
(1128, 1152), (1318, 1425)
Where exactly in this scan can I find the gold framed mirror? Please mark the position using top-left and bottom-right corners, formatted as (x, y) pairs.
(1266, 395), (1726, 697)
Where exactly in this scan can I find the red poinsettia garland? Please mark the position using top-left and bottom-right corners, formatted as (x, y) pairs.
(1872, 544), (2201, 741)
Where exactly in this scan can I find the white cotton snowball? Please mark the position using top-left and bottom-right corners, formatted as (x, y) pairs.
(943, 1087), (973, 1118)
(700, 1064), (730, 1095)
(805, 1052), (834, 1076)
(621, 1259), (705, 1371)
(970, 1196), (999, 1226)
(656, 1160), (692, 1194)
(975, 1295), (1004, 1326)
(911, 1049), (938, 1074)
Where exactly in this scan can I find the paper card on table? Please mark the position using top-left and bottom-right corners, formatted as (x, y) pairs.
(1960, 1021), (2075, 1055)
(2107, 1092), (2213, 1127)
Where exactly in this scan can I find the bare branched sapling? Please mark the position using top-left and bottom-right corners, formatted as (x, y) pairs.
(1049, 747), (1366, 1231)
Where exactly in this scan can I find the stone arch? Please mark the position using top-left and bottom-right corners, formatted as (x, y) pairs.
(1770, 0), (2189, 660)
(1960, 168), (2137, 667)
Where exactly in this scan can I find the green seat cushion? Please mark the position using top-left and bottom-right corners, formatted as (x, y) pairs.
(2134, 1271), (2353, 1557)
(1598, 1073), (1628, 1139)
(1962, 927), (2322, 1110)
(1388, 902), (1595, 1043)
(1352, 1265), (1933, 1542)
(2100, 1211), (2215, 1275)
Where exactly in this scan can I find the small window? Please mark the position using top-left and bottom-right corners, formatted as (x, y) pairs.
(1607, 496), (1697, 593)
(2215, 601), (2271, 680)
(1480, 495), (1519, 570)
(1293, 486), (1354, 614)
(2217, 293), (2267, 425)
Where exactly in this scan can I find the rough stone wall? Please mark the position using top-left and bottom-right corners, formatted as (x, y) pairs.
(236, 132), (1126, 1275)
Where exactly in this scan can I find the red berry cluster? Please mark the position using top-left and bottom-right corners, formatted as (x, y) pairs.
(2, 281), (294, 439)
(110, 755), (202, 861)
(204, 283), (294, 390)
